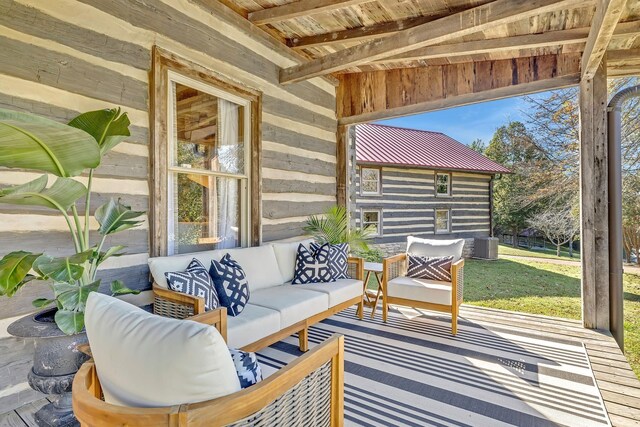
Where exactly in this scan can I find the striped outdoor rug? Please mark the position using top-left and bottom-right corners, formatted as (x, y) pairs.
(256, 306), (610, 427)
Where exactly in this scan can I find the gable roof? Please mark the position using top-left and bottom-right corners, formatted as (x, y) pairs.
(355, 123), (511, 175)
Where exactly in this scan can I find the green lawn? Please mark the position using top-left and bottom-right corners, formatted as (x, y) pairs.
(464, 258), (640, 377)
(499, 243), (580, 261)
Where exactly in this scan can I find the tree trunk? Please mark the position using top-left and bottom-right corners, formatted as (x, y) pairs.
(569, 240), (574, 258)
(512, 227), (518, 248)
(557, 244), (561, 257)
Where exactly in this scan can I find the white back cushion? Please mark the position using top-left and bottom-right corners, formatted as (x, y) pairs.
(406, 236), (465, 263)
(272, 239), (314, 282)
(148, 245), (284, 291)
(85, 293), (240, 407)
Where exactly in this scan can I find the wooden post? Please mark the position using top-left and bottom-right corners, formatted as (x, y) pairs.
(579, 57), (609, 329)
(336, 124), (348, 207)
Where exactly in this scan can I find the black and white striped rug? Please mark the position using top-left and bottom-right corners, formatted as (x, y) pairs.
(256, 307), (610, 427)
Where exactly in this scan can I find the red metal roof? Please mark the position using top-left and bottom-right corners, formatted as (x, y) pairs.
(355, 123), (511, 174)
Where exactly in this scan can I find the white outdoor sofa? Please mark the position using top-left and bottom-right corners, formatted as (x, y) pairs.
(148, 240), (364, 352)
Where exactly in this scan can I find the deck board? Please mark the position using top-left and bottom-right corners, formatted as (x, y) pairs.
(1, 306), (639, 426)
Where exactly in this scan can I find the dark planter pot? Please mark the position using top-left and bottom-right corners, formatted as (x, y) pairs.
(8, 308), (89, 427)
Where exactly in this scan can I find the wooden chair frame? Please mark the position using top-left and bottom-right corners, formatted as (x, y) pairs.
(72, 311), (345, 426)
(153, 257), (364, 352)
(382, 254), (464, 335)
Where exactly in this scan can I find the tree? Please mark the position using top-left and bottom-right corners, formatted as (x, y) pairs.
(528, 207), (580, 257)
(623, 174), (640, 264)
(469, 138), (486, 154)
(485, 122), (547, 246)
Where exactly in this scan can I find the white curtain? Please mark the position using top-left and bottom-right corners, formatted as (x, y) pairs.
(215, 99), (240, 248)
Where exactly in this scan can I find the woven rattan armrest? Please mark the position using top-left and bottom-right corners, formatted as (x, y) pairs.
(383, 253), (407, 282)
(346, 257), (364, 280)
(153, 283), (205, 319)
(451, 258), (465, 304)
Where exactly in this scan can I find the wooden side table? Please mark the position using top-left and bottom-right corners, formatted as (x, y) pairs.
(362, 262), (384, 318)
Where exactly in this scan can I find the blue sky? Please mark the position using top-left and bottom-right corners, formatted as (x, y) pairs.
(376, 92), (549, 146)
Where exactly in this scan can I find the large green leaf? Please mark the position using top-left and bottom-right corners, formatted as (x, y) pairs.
(95, 198), (145, 235)
(95, 245), (126, 266)
(0, 251), (41, 296)
(54, 280), (100, 311)
(110, 280), (140, 296)
(0, 175), (87, 212)
(0, 109), (100, 177)
(55, 309), (84, 335)
(68, 108), (131, 155)
(33, 250), (93, 283)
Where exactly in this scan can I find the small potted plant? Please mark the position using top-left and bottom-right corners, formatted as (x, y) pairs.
(0, 108), (144, 426)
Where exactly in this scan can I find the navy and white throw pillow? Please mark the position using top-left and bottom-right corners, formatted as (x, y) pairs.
(311, 242), (349, 280)
(229, 348), (262, 389)
(209, 254), (249, 317)
(407, 255), (454, 282)
(292, 243), (335, 284)
(165, 258), (220, 311)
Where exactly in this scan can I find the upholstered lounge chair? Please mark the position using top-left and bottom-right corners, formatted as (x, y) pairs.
(382, 237), (465, 335)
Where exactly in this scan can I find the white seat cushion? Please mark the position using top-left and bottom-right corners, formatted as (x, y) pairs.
(407, 236), (465, 263)
(227, 304), (281, 349)
(250, 286), (329, 328)
(85, 293), (240, 407)
(387, 276), (452, 306)
(292, 279), (362, 307)
(272, 239), (313, 282)
(149, 249), (226, 288)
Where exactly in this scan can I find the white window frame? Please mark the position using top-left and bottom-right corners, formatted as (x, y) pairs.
(166, 71), (251, 255)
(434, 209), (451, 234)
(360, 167), (382, 196)
(361, 209), (382, 237)
(435, 172), (451, 197)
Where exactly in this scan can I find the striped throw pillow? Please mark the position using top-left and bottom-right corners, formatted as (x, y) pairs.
(407, 255), (454, 282)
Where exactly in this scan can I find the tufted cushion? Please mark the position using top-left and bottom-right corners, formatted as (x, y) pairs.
(406, 236), (465, 263)
(165, 258), (219, 310)
(210, 254), (250, 317)
(229, 348), (262, 388)
(85, 293), (240, 407)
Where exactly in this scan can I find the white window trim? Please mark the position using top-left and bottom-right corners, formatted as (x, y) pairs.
(434, 209), (451, 234)
(166, 71), (251, 255)
(435, 172), (451, 197)
(360, 167), (382, 196)
(361, 208), (382, 237)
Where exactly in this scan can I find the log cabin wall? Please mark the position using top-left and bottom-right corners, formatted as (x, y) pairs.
(0, 0), (337, 411)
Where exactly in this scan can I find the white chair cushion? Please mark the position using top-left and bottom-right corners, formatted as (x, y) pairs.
(250, 286), (329, 328)
(406, 236), (465, 263)
(85, 293), (240, 407)
(386, 276), (453, 306)
(149, 245), (284, 292)
(292, 279), (362, 307)
(272, 239), (314, 282)
(226, 304), (281, 349)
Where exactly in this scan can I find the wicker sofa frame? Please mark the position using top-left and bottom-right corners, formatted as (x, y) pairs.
(72, 309), (345, 426)
(382, 254), (464, 335)
(153, 257), (364, 353)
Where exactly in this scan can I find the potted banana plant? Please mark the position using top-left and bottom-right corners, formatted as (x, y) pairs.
(0, 108), (144, 426)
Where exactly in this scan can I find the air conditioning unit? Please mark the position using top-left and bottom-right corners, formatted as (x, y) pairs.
(474, 237), (498, 260)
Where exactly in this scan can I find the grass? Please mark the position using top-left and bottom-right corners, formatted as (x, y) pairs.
(499, 243), (580, 261)
(464, 258), (640, 377)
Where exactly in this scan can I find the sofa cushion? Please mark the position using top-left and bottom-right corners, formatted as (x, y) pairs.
(149, 249), (226, 288)
(406, 236), (465, 263)
(165, 258), (220, 310)
(387, 276), (452, 306)
(407, 255), (454, 282)
(273, 239), (314, 282)
(229, 348), (262, 389)
(85, 293), (240, 407)
(292, 279), (362, 307)
(226, 304), (281, 349)
(292, 243), (334, 284)
(250, 286), (329, 328)
(210, 254), (250, 317)
(310, 242), (349, 280)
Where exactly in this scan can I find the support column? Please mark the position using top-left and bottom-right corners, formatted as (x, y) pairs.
(579, 58), (609, 329)
(336, 124), (348, 208)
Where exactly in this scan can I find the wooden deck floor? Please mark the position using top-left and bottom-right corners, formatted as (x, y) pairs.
(1, 305), (639, 426)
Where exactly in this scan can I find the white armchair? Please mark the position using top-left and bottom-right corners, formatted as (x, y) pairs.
(382, 237), (465, 335)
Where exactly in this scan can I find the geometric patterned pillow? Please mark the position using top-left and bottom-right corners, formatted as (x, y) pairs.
(209, 254), (250, 317)
(229, 348), (262, 389)
(292, 243), (335, 284)
(164, 258), (220, 311)
(407, 255), (454, 282)
(310, 242), (349, 280)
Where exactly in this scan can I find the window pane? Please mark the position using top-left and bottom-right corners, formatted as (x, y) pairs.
(169, 172), (241, 254)
(363, 211), (380, 235)
(436, 174), (449, 194)
(361, 168), (379, 193)
(436, 210), (449, 231)
(172, 82), (244, 175)
(361, 180), (378, 193)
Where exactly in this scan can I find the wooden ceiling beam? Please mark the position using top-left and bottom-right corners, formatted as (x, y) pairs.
(248, 0), (370, 26)
(581, 0), (627, 79)
(606, 48), (640, 77)
(280, 0), (589, 84)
